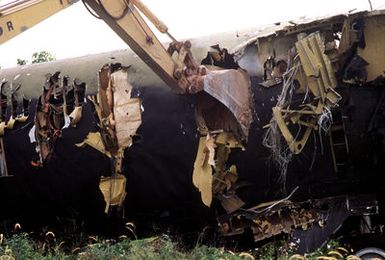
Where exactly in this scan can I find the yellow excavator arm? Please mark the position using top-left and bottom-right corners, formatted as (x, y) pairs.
(83, 0), (218, 94)
(0, 0), (252, 133)
(82, 0), (182, 91)
(0, 0), (207, 94)
(0, 0), (78, 45)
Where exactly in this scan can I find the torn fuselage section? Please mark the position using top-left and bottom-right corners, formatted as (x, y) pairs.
(262, 32), (341, 185)
(191, 43), (254, 214)
(79, 63), (142, 213)
(218, 195), (378, 252)
(0, 80), (31, 176)
(31, 72), (86, 167)
(233, 11), (385, 179)
(215, 10), (385, 247)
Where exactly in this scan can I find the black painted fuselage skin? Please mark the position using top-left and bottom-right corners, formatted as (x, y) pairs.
(0, 28), (384, 235)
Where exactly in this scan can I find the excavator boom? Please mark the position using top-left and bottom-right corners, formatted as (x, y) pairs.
(0, 0), (78, 44)
(82, 0), (180, 91)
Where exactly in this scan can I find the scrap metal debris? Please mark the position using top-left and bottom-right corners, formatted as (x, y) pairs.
(191, 42), (254, 213)
(215, 10), (385, 245)
(259, 13), (385, 183)
(218, 197), (319, 242)
(263, 32), (341, 183)
(192, 132), (245, 213)
(219, 194), (378, 245)
(79, 63), (142, 213)
(0, 80), (31, 176)
(231, 12), (385, 174)
(31, 72), (86, 167)
(201, 44), (239, 70)
(0, 81), (30, 135)
(192, 56), (253, 212)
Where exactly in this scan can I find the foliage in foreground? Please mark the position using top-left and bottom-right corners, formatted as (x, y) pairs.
(0, 232), (358, 260)
(0, 233), (245, 260)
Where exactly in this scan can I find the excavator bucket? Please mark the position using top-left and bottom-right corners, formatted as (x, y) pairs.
(202, 69), (253, 137)
(82, 0), (254, 138)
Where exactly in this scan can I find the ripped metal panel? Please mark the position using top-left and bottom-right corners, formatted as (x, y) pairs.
(192, 134), (214, 207)
(76, 132), (112, 158)
(192, 132), (245, 213)
(232, 11), (385, 60)
(88, 64), (142, 154)
(79, 63), (142, 213)
(31, 72), (86, 167)
(192, 48), (252, 212)
(111, 68), (141, 149)
(99, 174), (127, 214)
(267, 32), (340, 155)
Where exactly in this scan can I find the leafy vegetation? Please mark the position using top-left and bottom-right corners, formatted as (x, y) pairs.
(16, 51), (55, 66)
(0, 226), (356, 260)
(0, 232), (247, 260)
(31, 51), (55, 64)
(16, 58), (27, 66)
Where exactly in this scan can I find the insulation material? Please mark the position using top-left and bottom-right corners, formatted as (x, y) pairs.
(111, 69), (141, 149)
(99, 174), (127, 213)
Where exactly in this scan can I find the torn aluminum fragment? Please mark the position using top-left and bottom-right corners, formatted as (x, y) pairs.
(192, 134), (214, 207)
(111, 68), (141, 149)
(99, 174), (127, 214)
(76, 132), (111, 158)
(193, 132), (245, 212)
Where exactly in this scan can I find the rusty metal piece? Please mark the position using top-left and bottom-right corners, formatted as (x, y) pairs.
(218, 201), (319, 242)
(32, 72), (64, 164)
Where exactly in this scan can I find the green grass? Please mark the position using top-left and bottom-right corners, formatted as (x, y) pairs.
(0, 231), (355, 260)
(0, 232), (247, 260)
